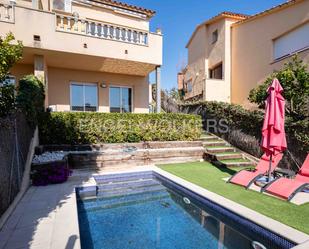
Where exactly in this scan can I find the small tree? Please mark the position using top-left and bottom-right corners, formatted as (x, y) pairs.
(16, 75), (45, 126)
(249, 55), (309, 120)
(0, 32), (23, 81)
(0, 33), (23, 117)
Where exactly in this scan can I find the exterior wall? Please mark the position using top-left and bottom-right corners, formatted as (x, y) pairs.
(184, 25), (207, 100)
(10, 64), (34, 83)
(231, 0), (309, 107)
(47, 67), (149, 113)
(205, 79), (230, 102)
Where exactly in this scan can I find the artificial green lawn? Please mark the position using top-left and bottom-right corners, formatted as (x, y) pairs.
(159, 162), (309, 234)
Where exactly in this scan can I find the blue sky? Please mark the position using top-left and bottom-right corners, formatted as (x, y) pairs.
(123, 0), (285, 90)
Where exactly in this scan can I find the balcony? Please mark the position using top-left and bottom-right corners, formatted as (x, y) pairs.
(0, 2), (162, 75)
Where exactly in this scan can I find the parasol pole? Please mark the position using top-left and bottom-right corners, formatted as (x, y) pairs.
(268, 154), (272, 182)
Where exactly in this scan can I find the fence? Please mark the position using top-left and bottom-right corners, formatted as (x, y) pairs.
(0, 111), (34, 217)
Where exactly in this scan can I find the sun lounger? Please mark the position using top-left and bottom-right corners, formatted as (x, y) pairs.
(227, 153), (283, 189)
(261, 154), (309, 201)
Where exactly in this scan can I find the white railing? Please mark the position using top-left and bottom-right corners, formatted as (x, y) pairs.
(0, 3), (14, 23)
(55, 14), (149, 46)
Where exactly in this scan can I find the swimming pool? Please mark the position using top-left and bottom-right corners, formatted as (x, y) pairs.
(76, 171), (296, 249)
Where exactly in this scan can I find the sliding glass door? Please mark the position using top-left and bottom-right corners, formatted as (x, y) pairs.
(110, 87), (132, 113)
(71, 83), (98, 112)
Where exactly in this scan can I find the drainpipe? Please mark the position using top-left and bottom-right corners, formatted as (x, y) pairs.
(156, 66), (161, 113)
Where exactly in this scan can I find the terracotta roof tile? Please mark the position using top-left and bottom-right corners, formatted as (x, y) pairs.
(91, 0), (156, 17)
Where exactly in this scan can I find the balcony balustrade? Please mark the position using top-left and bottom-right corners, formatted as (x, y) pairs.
(56, 13), (149, 46)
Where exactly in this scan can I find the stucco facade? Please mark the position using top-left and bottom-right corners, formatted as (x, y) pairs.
(0, 0), (163, 113)
(181, 0), (309, 107)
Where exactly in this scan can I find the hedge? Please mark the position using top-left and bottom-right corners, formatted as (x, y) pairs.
(180, 101), (309, 168)
(39, 112), (202, 144)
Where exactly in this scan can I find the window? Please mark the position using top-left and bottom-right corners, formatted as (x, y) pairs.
(186, 80), (192, 93)
(53, 0), (71, 12)
(110, 87), (132, 113)
(212, 30), (218, 44)
(273, 22), (309, 60)
(70, 83), (98, 112)
(209, 63), (223, 79)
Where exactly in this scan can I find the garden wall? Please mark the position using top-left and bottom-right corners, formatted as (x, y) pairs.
(0, 112), (34, 217)
(39, 112), (202, 144)
(180, 101), (309, 170)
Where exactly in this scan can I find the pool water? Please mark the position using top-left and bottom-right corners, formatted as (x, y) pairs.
(76, 171), (294, 249)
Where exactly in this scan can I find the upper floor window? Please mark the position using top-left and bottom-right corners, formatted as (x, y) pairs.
(209, 63), (223, 79)
(53, 0), (71, 12)
(273, 22), (309, 60)
(70, 83), (98, 112)
(212, 30), (218, 44)
(186, 80), (193, 93)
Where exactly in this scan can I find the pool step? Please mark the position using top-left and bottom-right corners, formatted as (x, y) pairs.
(99, 179), (160, 191)
(82, 190), (170, 211)
(98, 184), (166, 198)
(94, 171), (153, 184)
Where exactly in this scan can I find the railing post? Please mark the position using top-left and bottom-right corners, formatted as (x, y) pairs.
(112, 26), (116, 39)
(66, 17), (71, 31)
(94, 23), (98, 36)
(60, 15), (64, 29)
(106, 25), (111, 38)
(4, 5), (10, 20)
(74, 17), (78, 32)
(124, 29), (128, 42)
(87, 22), (91, 35)
(81, 20), (85, 33)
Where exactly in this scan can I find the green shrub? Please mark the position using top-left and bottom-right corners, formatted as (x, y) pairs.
(39, 112), (202, 144)
(16, 75), (45, 126)
(0, 84), (15, 117)
(249, 55), (309, 120)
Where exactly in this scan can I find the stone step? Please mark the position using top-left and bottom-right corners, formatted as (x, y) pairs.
(205, 146), (236, 153)
(203, 140), (228, 147)
(200, 135), (217, 140)
(220, 159), (254, 167)
(215, 153), (244, 160)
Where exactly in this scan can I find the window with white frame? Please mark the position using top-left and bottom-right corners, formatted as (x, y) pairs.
(53, 0), (71, 12)
(70, 83), (98, 112)
(273, 22), (309, 60)
(110, 86), (132, 113)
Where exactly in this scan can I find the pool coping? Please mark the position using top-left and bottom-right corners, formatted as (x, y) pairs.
(151, 167), (309, 246)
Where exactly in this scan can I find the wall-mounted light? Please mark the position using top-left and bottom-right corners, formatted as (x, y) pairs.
(100, 83), (107, 88)
(83, 43), (87, 48)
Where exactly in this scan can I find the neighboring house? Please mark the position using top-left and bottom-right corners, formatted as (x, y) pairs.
(180, 0), (309, 107)
(0, 0), (162, 113)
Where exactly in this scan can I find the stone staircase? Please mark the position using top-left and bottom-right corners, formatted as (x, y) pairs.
(201, 132), (256, 168)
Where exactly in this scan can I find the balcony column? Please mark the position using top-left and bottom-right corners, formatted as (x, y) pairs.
(155, 66), (161, 113)
(34, 55), (48, 108)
